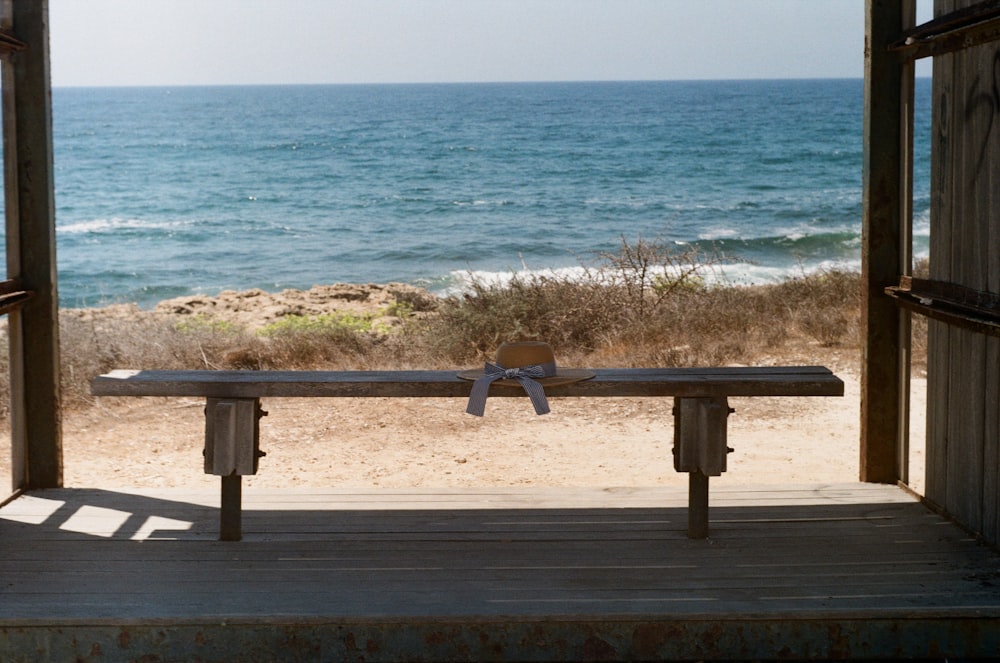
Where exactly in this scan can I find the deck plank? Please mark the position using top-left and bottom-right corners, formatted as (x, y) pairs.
(1, 483), (998, 661)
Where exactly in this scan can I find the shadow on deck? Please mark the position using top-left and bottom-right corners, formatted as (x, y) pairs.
(1, 483), (998, 661)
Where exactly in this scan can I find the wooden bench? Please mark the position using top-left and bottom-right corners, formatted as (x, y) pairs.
(91, 366), (844, 541)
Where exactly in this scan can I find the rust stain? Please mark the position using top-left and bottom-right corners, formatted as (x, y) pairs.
(826, 623), (853, 660)
(630, 622), (677, 657)
(342, 630), (358, 652)
(581, 634), (617, 660)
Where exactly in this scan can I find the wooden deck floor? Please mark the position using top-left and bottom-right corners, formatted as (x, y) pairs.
(1, 483), (999, 661)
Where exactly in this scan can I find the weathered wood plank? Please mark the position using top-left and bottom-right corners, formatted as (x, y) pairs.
(861, 0), (912, 483)
(953, 330), (987, 529)
(891, 1), (1000, 59)
(985, 337), (1000, 543)
(0, 483), (998, 651)
(925, 1), (957, 509)
(2, 0), (62, 491)
(934, 36), (999, 537)
(91, 367), (845, 399)
(958, 39), (992, 535)
(923, 2), (1000, 548)
(986, 30), (1000, 545)
(0, 484), (919, 513)
(886, 276), (1000, 335)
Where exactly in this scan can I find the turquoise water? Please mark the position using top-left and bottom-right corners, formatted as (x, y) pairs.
(41, 79), (930, 308)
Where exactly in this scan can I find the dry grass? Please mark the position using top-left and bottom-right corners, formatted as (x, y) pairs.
(421, 239), (866, 370)
(0, 240), (931, 416)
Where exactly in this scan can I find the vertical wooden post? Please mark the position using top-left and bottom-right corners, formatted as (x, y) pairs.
(895, 2), (917, 487)
(220, 474), (242, 542)
(861, 0), (914, 483)
(2, 0), (61, 490)
(687, 472), (709, 539)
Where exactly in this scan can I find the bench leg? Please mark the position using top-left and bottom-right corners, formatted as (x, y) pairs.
(674, 397), (731, 539)
(687, 471), (710, 539)
(204, 397), (266, 541)
(220, 473), (242, 541)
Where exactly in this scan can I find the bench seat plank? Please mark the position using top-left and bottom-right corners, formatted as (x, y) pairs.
(92, 366), (844, 400)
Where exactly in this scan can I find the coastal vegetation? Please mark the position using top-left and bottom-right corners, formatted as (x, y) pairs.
(1, 240), (928, 416)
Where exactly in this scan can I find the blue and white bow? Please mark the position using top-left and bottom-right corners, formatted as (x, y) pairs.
(465, 361), (553, 416)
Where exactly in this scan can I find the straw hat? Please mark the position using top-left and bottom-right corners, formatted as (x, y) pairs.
(457, 341), (595, 386)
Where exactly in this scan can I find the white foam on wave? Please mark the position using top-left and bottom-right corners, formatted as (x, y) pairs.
(440, 265), (592, 295)
(695, 221), (862, 246)
(58, 217), (188, 234)
(718, 257), (863, 285)
(583, 196), (657, 209)
(437, 254), (871, 296)
(451, 198), (512, 207)
(697, 227), (741, 241)
(913, 207), (930, 236)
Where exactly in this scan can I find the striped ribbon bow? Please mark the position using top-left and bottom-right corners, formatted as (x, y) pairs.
(465, 362), (551, 416)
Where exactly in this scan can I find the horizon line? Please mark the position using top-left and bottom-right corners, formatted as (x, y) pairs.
(51, 76), (905, 90)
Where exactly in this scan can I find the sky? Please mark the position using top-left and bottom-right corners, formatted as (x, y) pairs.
(48, 1), (933, 87)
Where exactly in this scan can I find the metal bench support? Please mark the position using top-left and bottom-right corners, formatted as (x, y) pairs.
(204, 397), (266, 541)
(673, 396), (733, 539)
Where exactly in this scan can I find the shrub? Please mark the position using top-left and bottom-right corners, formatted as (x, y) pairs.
(769, 270), (861, 347)
(596, 234), (727, 319)
(423, 274), (622, 363)
(259, 312), (376, 336)
(56, 309), (252, 409)
(422, 236), (736, 364)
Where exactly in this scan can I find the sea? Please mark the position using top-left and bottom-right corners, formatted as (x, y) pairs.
(34, 78), (931, 309)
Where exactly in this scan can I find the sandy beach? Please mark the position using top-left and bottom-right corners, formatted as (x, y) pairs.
(4, 284), (927, 494)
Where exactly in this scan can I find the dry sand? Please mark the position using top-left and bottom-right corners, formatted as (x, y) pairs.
(5, 284), (929, 494)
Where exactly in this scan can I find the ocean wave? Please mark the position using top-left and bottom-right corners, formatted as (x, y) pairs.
(913, 207), (931, 236)
(435, 256), (857, 297)
(696, 227), (742, 241)
(450, 198), (514, 207)
(58, 217), (190, 234)
(441, 265), (592, 294)
(693, 229), (861, 255)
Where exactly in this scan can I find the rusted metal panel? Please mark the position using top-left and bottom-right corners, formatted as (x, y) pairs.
(672, 397), (730, 477)
(2, 617), (998, 662)
(204, 398), (263, 476)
